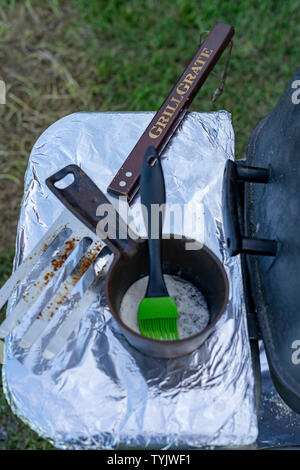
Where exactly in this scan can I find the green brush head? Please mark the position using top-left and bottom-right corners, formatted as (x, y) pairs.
(138, 297), (179, 340)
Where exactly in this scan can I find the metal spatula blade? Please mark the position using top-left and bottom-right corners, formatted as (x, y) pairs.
(0, 209), (106, 359)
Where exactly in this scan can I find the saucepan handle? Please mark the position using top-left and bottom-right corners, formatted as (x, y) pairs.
(222, 159), (277, 256)
(46, 164), (138, 255)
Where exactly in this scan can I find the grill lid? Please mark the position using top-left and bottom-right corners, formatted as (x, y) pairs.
(222, 68), (300, 413)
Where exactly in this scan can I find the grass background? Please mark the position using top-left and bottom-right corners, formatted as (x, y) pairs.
(0, 0), (299, 449)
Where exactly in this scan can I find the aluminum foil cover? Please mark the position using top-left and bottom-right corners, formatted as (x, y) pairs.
(2, 111), (258, 448)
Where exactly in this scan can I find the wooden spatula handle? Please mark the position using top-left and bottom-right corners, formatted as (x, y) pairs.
(107, 22), (234, 203)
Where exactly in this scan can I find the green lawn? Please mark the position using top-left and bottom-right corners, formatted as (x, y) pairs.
(0, 0), (299, 449)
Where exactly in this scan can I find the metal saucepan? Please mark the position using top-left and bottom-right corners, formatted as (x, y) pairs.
(46, 164), (229, 358)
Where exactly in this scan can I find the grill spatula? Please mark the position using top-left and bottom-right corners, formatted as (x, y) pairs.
(0, 208), (107, 360)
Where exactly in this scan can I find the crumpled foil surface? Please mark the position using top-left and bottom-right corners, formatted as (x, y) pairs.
(2, 111), (258, 449)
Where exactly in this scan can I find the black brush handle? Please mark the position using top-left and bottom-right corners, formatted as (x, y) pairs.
(140, 147), (169, 298)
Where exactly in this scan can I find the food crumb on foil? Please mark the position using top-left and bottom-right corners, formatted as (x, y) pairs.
(266, 393), (294, 421)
